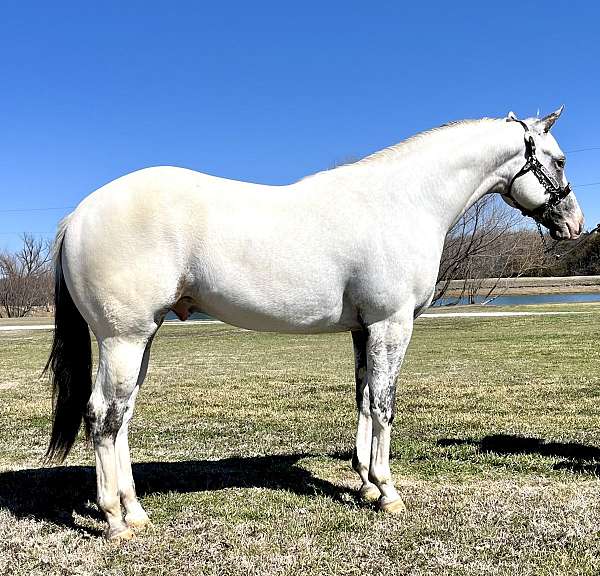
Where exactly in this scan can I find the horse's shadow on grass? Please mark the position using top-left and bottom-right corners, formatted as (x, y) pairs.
(438, 434), (600, 473)
(0, 452), (354, 533)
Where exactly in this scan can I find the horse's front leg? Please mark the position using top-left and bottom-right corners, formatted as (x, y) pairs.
(351, 330), (380, 502)
(366, 315), (413, 513)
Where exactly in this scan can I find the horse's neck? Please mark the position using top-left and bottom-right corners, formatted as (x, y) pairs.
(321, 120), (522, 236)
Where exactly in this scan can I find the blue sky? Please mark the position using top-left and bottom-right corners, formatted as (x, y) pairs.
(1, 1), (598, 251)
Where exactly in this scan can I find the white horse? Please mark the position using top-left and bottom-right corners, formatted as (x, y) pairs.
(46, 108), (583, 539)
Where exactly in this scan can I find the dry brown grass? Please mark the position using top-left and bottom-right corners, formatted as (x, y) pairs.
(2, 306), (600, 575)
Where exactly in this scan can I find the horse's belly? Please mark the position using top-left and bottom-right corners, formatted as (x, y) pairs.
(190, 278), (357, 334)
(209, 308), (350, 333)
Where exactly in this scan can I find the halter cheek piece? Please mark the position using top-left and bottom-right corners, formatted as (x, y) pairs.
(504, 118), (572, 222)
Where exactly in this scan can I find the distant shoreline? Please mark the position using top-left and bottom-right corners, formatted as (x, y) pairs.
(438, 275), (600, 297)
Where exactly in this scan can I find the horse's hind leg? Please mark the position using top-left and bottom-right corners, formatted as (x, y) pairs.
(86, 336), (148, 540)
(350, 330), (380, 502)
(115, 338), (154, 529)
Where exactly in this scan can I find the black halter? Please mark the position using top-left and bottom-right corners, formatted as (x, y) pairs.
(504, 118), (572, 222)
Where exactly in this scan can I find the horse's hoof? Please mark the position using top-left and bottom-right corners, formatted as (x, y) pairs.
(107, 526), (135, 541)
(125, 513), (152, 530)
(378, 497), (407, 514)
(358, 484), (380, 502)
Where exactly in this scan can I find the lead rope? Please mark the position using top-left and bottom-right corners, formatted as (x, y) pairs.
(536, 221), (556, 255)
(538, 222), (600, 259)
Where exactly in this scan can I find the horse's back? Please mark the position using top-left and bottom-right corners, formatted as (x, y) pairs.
(61, 166), (363, 334)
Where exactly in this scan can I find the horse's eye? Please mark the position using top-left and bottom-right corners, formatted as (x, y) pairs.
(555, 158), (566, 169)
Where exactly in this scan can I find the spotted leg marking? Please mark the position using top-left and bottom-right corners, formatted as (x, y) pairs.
(366, 316), (413, 513)
(351, 330), (380, 502)
(86, 337), (147, 540)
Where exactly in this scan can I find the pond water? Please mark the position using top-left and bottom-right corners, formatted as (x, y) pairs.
(433, 292), (600, 307)
(165, 311), (212, 321)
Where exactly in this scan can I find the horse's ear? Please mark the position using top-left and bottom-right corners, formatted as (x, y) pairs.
(535, 105), (564, 133)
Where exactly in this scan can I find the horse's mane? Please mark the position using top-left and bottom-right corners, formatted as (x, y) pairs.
(298, 117), (499, 183)
(351, 118), (494, 166)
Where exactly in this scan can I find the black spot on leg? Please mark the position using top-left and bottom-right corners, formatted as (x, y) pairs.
(86, 400), (127, 442)
(355, 388), (365, 410)
(371, 376), (398, 425)
(388, 385), (397, 425)
(84, 403), (99, 440)
(372, 338), (405, 425)
(351, 448), (359, 471)
(102, 401), (125, 438)
(83, 411), (93, 440)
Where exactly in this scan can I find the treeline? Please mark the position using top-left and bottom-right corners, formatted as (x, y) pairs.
(539, 229), (600, 276)
(435, 195), (599, 304)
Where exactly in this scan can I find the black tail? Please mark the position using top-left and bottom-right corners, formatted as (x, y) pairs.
(44, 241), (92, 463)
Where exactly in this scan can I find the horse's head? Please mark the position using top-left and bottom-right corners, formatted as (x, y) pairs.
(501, 106), (584, 240)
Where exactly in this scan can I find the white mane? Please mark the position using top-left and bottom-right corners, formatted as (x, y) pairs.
(349, 118), (497, 166)
(299, 118), (500, 183)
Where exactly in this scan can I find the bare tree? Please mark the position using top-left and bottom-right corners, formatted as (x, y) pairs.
(434, 196), (545, 305)
(0, 233), (53, 318)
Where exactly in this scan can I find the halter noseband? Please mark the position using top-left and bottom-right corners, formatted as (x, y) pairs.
(504, 117), (572, 222)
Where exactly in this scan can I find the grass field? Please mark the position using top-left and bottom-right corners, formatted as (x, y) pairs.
(2, 304), (600, 575)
